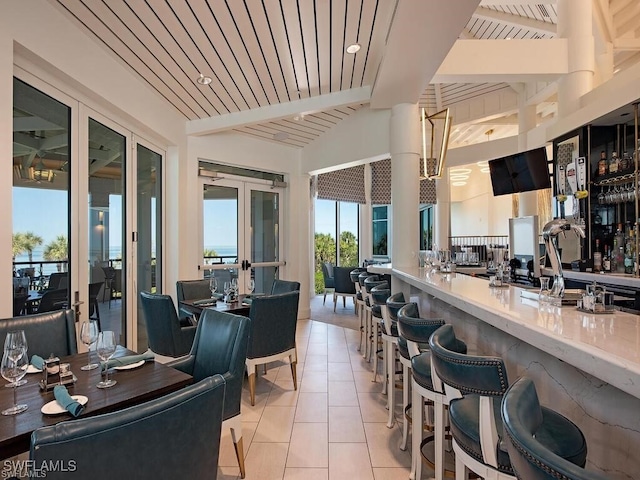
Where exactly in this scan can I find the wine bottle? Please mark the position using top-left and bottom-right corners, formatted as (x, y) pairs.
(598, 150), (607, 176)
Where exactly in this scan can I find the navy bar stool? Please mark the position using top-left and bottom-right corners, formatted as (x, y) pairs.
(383, 292), (407, 431)
(350, 268), (368, 351)
(430, 324), (588, 480)
(357, 272), (375, 356)
(502, 377), (608, 480)
(363, 275), (386, 362)
(371, 283), (391, 387)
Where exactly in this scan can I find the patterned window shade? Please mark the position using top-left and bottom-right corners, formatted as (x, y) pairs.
(371, 158), (437, 205)
(316, 165), (366, 204)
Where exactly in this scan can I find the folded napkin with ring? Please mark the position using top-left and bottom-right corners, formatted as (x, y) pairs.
(53, 385), (85, 417)
(31, 354), (45, 370)
(104, 351), (155, 369)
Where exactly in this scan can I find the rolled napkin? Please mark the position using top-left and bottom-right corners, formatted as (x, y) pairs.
(53, 385), (84, 417)
(31, 355), (45, 370)
(192, 299), (216, 306)
(104, 351), (155, 369)
(242, 293), (264, 306)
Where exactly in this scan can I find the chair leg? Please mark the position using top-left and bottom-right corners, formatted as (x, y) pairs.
(386, 342), (395, 429)
(382, 338), (388, 395)
(400, 363), (410, 451)
(248, 372), (256, 406)
(263, 364), (267, 375)
(412, 384), (423, 480)
(434, 399), (445, 480)
(229, 419), (246, 479)
(290, 360), (298, 389)
(333, 294), (337, 312)
(323, 290), (327, 305)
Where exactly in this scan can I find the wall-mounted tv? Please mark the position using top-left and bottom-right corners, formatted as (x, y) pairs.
(488, 147), (551, 196)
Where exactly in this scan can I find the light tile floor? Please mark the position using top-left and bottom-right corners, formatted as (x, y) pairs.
(217, 296), (416, 480)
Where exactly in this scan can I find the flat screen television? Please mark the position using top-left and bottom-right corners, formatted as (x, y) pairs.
(488, 147), (551, 196)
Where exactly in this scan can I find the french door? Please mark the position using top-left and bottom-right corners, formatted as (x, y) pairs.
(201, 178), (284, 295)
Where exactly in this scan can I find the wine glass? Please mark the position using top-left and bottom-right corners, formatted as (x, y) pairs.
(96, 330), (117, 389)
(209, 277), (218, 298)
(80, 320), (100, 371)
(231, 278), (238, 296)
(4, 331), (27, 387)
(247, 278), (255, 294)
(1, 349), (28, 415)
(223, 281), (232, 302)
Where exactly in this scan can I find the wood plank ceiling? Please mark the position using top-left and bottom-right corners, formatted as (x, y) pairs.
(48, 1), (640, 149)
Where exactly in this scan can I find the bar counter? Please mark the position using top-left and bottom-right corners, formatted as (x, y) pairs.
(373, 263), (640, 480)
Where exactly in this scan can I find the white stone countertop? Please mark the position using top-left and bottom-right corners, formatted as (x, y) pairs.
(391, 265), (640, 399)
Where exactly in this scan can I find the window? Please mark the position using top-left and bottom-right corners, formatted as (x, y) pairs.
(372, 206), (388, 256)
(420, 206), (434, 250)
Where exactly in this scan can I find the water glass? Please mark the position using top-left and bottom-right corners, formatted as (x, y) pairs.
(539, 277), (551, 304)
(80, 320), (100, 371)
(4, 331), (27, 388)
(247, 278), (255, 294)
(209, 277), (218, 298)
(96, 331), (117, 389)
(1, 350), (28, 415)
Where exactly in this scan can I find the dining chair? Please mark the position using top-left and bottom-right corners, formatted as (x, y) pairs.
(47, 272), (68, 290)
(270, 279), (301, 294)
(246, 291), (300, 405)
(176, 278), (212, 324)
(0, 309), (77, 358)
(321, 261), (335, 305)
(332, 266), (357, 313)
(31, 375), (226, 480)
(88, 281), (103, 331)
(35, 288), (68, 314)
(13, 293), (29, 316)
(139, 291), (197, 358)
(169, 309), (250, 478)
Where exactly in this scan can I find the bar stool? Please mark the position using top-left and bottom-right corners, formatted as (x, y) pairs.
(381, 292), (407, 430)
(502, 377), (606, 480)
(371, 283), (391, 387)
(398, 305), (466, 480)
(363, 276), (386, 363)
(357, 271), (375, 356)
(350, 268), (367, 351)
(430, 324), (589, 480)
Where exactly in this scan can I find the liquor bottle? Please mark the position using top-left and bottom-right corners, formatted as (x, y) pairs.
(603, 245), (611, 272)
(598, 150), (608, 176)
(609, 151), (619, 174)
(593, 238), (602, 273)
(621, 151), (631, 172)
(625, 228), (634, 274)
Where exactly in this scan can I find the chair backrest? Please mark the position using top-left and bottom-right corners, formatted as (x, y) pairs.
(36, 288), (69, 314)
(176, 279), (211, 302)
(31, 375), (226, 480)
(248, 291), (300, 359)
(322, 261), (334, 279)
(0, 309), (77, 358)
(397, 302), (444, 357)
(271, 279), (300, 294)
(48, 272), (68, 290)
(333, 267), (357, 294)
(386, 292), (407, 321)
(358, 271), (375, 287)
(139, 291), (188, 357)
(13, 294), (28, 317)
(502, 377), (604, 480)
(185, 310), (250, 421)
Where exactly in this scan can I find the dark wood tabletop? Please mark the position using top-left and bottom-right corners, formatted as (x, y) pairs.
(180, 295), (251, 317)
(0, 348), (192, 459)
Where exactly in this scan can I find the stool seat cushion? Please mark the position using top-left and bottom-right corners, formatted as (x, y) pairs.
(449, 395), (587, 476)
(356, 291), (363, 301)
(379, 319), (398, 336)
(365, 297), (371, 307)
(372, 305), (382, 318)
(398, 336), (410, 360)
(411, 352), (434, 391)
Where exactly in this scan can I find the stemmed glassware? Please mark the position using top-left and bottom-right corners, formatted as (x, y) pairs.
(96, 330), (117, 389)
(80, 320), (100, 371)
(247, 278), (255, 294)
(4, 331), (27, 387)
(231, 278), (238, 298)
(1, 335), (28, 415)
(209, 277), (218, 298)
(223, 281), (232, 302)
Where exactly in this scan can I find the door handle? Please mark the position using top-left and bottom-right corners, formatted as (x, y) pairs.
(73, 291), (84, 323)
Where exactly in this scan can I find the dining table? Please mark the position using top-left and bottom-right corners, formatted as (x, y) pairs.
(179, 294), (253, 318)
(0, 347), (192, 459)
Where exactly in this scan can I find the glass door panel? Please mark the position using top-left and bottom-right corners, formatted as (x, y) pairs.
(12, 78), (71, 314)
(88, 118), (125, 343)
(135, 143), (162, 350)
(247, 188), (281, 294)
(202, 183), (240, 293)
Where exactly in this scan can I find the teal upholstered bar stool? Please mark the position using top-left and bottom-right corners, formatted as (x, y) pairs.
(357, 271), (375, 356)
(382, 292), (407, 431)
(371, 283), (391, 387)
(502, 377), (608, 480)
(363, 275), (386, 363)
(430, 324), (589, 480)
(398, 304), (466, 480)
(350, 268), (368, 351)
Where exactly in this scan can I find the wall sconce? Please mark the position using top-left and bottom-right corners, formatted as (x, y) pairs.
(421, 107), (452, 180)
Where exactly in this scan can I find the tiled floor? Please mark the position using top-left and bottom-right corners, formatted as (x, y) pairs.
(217, 295), (414, 480)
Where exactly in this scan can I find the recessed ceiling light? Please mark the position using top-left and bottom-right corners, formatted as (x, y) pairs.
(480, 167), (490, 173)
(450, 168), (471, 175)
(197, 73), (212, 85)
(346, 43), (361, 54)
(452, 181), (467, 186)
(273, 132), (289, 141)
(450, 175), (469, 181)
(293, 114), (305, 121)
(476, 161), (489, 168)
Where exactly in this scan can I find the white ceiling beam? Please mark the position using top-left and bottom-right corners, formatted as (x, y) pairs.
(432, 39), (568, 83)
(370, 0), (480, 108)
(479, 0), (555, 5)
(186, 86), (371, 136)
(613, 38), (640, 51)
(459, 28), (475, 39)
(525, 81), (558, 106)
(434, 84), (443, 111)
(472, 7), (557, 35)
(610, 0), (629, 16)
(593, 0), (615, 44)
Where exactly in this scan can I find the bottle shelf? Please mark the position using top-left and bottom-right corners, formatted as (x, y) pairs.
(592, 172), (636, 186)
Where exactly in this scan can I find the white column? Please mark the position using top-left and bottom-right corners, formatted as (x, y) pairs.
(390, 103), (420, 269)
(557, 0), (594, 117)
(518, 89), (538, 217)
(434, 178), (450, 250)
(0, 32), (12, 318)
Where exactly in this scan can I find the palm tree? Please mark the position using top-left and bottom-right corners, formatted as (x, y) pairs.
(43, 235), (68, 272)
(20, 232), (44, 264)
(203, 248), (218, 264)
(12, 232), (26, 260)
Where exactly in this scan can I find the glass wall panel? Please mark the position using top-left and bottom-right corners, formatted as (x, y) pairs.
(12, 78), (70, 315)
(250, 190), (279, 294)
(338, 202), (359, 267)
(372, 206), (388, 256)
